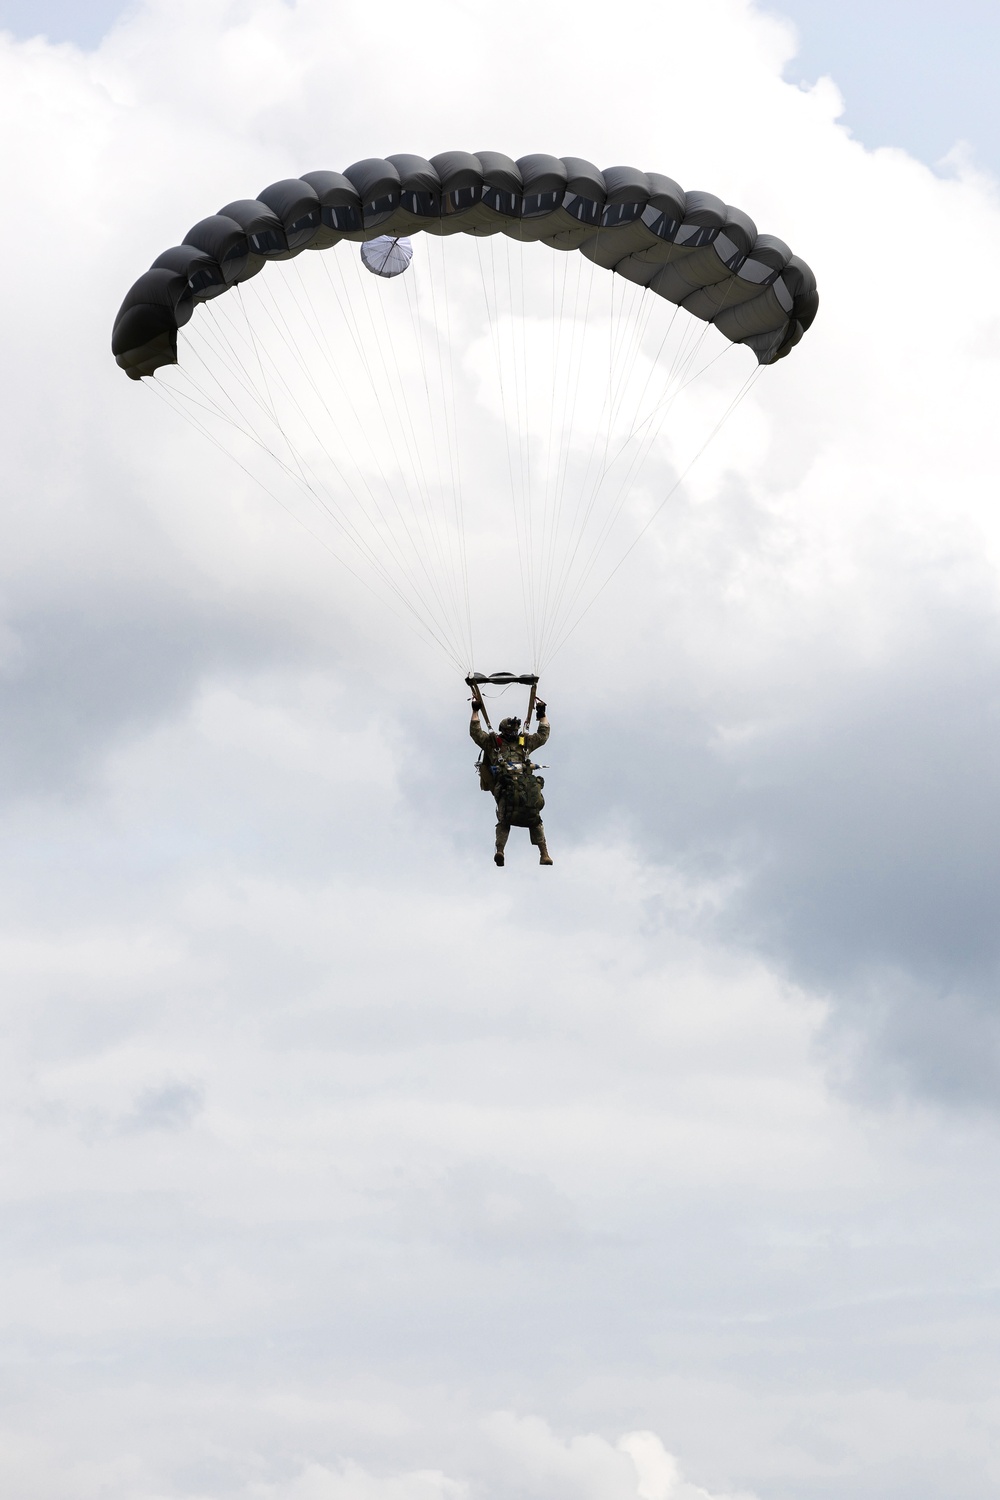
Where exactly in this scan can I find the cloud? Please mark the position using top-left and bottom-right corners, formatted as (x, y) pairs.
(620, 1430), (757, 1500)
(117, 1079), (204, 1132)
(249, 1459), (466, 1500)
(243, 1419), (758, 1500)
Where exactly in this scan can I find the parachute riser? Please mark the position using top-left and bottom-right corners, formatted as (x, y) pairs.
(524, 681), (538, 731)
(467, 678), (492, 729)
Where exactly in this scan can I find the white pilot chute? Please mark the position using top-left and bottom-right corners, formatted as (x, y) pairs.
(360, 235), (413, 278)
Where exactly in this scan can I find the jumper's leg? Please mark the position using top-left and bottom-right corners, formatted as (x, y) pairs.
(529, 819), (553, 866)
(494, 822), (510, 867)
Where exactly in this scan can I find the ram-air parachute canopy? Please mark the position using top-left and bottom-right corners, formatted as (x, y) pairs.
(113, 151), (816, 379)
(113, 151), (817, 671)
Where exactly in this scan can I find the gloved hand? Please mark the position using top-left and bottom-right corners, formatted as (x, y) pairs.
(470, 699), (481, 713)
(535, 699), (547, 718)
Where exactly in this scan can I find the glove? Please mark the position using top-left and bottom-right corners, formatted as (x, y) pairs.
(534, 699), (547, 718)
(470, 699), (481, 713)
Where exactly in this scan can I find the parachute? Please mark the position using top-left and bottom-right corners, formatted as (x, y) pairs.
(112, 151), (817, 672)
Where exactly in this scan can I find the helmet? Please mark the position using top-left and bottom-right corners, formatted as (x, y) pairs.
(498, 716), (522, 739)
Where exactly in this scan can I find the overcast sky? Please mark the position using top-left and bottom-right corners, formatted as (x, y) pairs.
(2, 3), (1000, 1498)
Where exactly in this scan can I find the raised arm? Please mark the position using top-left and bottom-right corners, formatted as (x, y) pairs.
(524, 700), (549, 752)
(470, 705), (493, 749)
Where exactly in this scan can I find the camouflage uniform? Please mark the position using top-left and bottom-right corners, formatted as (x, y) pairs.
(470, 711), (551, 861)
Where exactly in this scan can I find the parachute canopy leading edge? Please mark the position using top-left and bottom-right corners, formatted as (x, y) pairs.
(112, 150), (818, 380)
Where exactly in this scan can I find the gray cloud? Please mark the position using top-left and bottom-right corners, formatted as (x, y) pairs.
(557, 597), (1000, 1103)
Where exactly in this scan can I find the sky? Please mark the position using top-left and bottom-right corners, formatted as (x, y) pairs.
(4, 0), (1000, 173)
(2, 2), (1000, 1499)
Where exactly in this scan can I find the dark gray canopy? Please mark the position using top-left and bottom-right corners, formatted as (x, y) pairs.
(112, 151), (818, 379)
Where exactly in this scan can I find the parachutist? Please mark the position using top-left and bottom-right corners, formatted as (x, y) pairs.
(471, 703), (552, 866)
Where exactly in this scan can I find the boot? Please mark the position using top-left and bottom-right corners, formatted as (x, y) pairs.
(537, 837), (553, 866)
